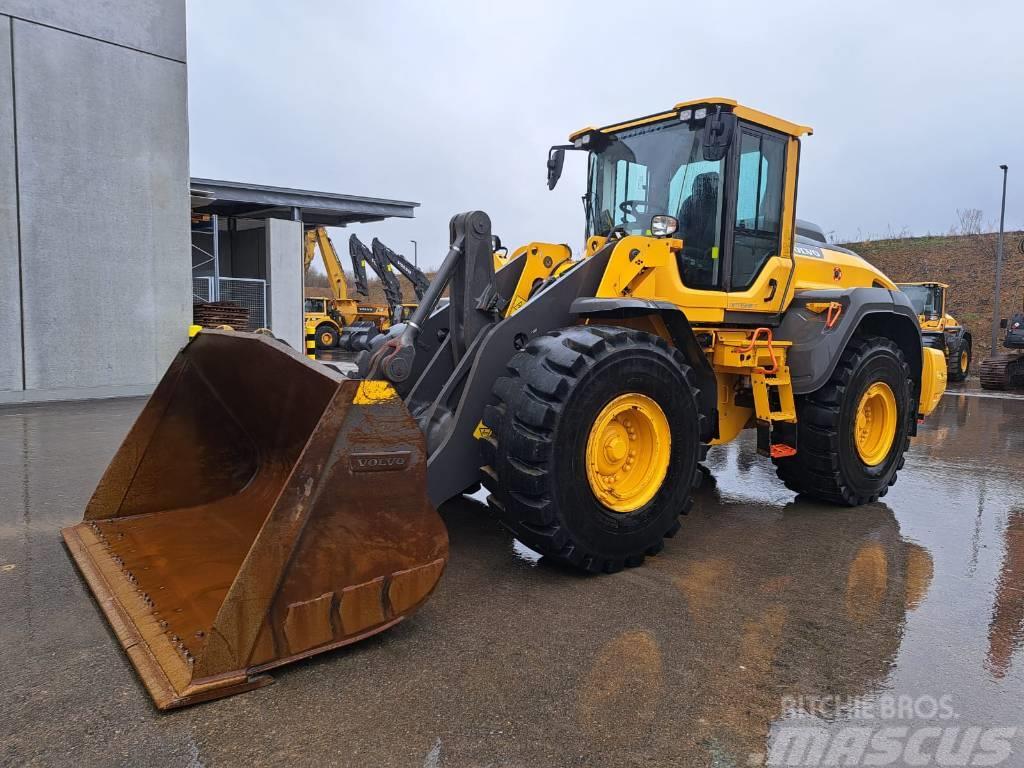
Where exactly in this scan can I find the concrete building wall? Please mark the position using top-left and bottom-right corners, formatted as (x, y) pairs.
(0, 17), (21, 393)
(0, 1), (190, 403)
(266, 219), (304, 350)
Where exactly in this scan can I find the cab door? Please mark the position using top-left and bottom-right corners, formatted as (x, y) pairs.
(722, 125), (798, 317)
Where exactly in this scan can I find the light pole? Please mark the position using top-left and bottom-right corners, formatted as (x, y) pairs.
(410, 239), (418, 267)
(992, 165), (1009, 354)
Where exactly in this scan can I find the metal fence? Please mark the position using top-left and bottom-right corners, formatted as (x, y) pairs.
(217, 277), (267, 331)
(192, 276), (213, 304)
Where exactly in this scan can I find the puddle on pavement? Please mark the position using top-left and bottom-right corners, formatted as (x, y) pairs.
(2, 389), (1023, 767)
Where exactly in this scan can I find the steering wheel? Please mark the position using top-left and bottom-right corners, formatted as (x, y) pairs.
(618, 200), (663, 222)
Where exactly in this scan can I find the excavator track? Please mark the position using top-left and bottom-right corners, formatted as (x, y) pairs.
(980, 352), (1024, 390)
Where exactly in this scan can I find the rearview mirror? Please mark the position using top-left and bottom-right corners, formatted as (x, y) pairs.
(547, 147), (566, 190)
(1001, 318), (1008, 329)
(702, 110), (737, 162)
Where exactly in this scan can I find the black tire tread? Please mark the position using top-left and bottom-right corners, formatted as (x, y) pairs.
(481, 325), (703, 573)
(773, 335), (912, 506)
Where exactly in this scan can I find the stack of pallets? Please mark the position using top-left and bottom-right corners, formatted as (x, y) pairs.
(193, 302), (250, 330)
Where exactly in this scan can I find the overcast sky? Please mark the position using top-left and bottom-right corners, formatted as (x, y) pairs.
(186, 0), (1023, 270)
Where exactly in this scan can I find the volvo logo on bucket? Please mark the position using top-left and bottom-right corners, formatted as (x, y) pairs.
(349, 451), (412, 472)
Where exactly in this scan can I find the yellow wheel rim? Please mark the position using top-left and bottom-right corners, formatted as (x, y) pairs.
(960, 350), (968, 372)
(321, 331), (333, 345)
(585, 394), (671, 513)
(854, 382), (897, 466)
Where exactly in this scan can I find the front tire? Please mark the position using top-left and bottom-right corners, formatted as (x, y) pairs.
(316, 325), (339, 349)
(774, 335), (913, 505)
(480, 325), (703, 573)
(948, 338), (970, 382)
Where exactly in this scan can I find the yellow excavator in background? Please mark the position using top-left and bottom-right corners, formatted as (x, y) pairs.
(63, 98), (947, 709)
(302, 226), (360, 349)
(302, 227), (395, 349)
(897, 282), (972, 382)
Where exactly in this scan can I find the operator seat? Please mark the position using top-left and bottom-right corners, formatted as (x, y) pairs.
(678, 172), (720, 287)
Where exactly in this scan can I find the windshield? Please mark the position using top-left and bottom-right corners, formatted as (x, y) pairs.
(304, 298), (324, 313)
(586, 119), (725, 289)
(901, 285), (942, 318)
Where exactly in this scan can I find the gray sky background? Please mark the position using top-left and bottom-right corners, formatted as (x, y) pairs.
(187, 0), (1023, 271)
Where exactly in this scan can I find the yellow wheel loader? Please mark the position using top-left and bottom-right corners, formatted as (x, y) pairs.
(897, 282), (972, 382)
(63, 98), (946, 709)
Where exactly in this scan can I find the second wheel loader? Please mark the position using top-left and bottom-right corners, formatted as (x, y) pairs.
(897, 282), (973, 381)
(63, 98), (946, 709)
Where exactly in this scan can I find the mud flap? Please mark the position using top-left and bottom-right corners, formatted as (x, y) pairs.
(62, 330), (448, 709)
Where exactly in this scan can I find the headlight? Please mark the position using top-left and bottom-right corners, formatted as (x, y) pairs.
(651, 215), (679, 237)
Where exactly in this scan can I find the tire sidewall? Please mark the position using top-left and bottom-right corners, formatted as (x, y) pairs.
(838, 345), (910, 491)
(317, 325), (338, 349)
(551, 349), (699, 559)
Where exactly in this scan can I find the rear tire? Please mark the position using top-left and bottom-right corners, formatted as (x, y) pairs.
(480, 325), (703, 573)
(773, 335), (913, 506)
(316, 325), (339, 350)
(948, 338), (970, 382)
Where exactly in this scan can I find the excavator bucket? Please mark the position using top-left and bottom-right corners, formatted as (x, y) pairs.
(61, 329), (448, 709)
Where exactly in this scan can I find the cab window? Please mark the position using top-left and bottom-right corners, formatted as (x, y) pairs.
(730, 130), (786, 290)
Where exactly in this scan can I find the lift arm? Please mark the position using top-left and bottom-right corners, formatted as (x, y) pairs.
(304, 227), (349, 302)
(348, 235), (372, 296)
(372, 238), (430, 300)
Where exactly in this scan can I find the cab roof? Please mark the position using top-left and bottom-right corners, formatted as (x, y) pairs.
(569, 97), (813, 142)
(897, 281), (950, 289)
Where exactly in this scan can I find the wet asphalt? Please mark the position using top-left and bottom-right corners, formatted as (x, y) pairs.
(1, 384), (1023, 767)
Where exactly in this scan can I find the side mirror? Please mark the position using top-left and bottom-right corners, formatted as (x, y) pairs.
(1000, 318), (1008, 329)
(702, 110), (736, 162)
(547, 147), (566, 190)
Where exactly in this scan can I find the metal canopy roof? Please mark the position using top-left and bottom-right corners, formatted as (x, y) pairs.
(189, 177), (419, 227)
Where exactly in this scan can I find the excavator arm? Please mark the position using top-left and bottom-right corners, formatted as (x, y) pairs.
(305, 227), (349, 302)
(354, 235), (404, 318)
(348, 234), (372, 296)
(372, 238), (430, 300)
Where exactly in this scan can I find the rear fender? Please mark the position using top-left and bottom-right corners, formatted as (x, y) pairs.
(777, 288), (925, 422)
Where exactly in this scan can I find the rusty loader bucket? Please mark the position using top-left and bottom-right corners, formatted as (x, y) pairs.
(61, 330), (448, 709)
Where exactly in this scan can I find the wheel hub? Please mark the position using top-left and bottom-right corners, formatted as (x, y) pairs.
(854, 382), (897, 466)
(585, 394), (671, 513)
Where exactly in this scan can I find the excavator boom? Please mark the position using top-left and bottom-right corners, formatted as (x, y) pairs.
(348, 235), (372, 296)
(359, 235), (404, 318)
(305, 227), (349, 302)
(372, 238), (430, 300)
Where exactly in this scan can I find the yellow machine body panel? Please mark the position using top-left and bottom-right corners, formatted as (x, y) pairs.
(793, 246), (897, 292)
(920, 347), (947, 415)
(500, 242), (573, 316)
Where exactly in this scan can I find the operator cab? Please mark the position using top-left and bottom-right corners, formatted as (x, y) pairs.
(548, 98), (810, 297)
(899, 283), (945, 321)
(304, 297), (327, 314)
